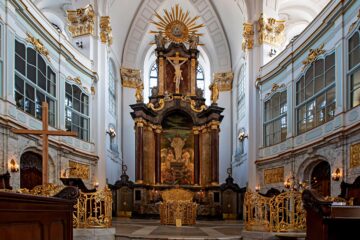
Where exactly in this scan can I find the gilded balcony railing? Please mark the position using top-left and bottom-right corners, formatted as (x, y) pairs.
(244, 190), (306, 232)
(73, 186), (112, 228)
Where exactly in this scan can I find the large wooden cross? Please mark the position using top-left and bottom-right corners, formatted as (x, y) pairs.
(12, 102), (77, 184)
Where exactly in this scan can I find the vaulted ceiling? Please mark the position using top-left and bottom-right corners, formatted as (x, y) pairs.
(32, 0), (330, 71)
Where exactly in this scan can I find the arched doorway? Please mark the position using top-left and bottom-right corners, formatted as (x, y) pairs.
(20, 151), (42, 189)
(310, 161), (331, 197)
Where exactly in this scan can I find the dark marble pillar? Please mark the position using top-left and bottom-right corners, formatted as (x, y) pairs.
(193, 128), (200, 185)
(135, 120), (144, 183)
(154, 128), (162, 184)
(210, 122), (220, 184)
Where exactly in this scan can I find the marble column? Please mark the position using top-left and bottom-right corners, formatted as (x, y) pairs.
(193, 127), (200, 185)
(210, 121), (220, 184)
(154, 127), (162, 184)
(135, 119), (144, 183)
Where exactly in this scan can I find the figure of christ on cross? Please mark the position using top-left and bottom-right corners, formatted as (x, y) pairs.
(167, 52), (188, 94)
(12, 102), (77, 184)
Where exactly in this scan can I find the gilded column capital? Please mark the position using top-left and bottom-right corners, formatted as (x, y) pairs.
(257, 13), (285, 46)
(120, 67), (142, 88)
(67, 4), (95, 38)
(213, 72), (234, 91)
(242, 23), (254, 50)
(100, 16), (113, 46)
(192, 126), (201, 135)
(209, 121), (220, 130)
(134, 118), (146, 127)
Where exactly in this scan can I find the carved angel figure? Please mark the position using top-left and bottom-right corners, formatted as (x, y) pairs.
(189, 34), (199, 49)
(155, 32), (166, 49)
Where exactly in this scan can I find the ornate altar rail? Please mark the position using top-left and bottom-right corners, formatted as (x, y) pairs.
(73, 186), (113, 228)
(244, 190), (306, 232)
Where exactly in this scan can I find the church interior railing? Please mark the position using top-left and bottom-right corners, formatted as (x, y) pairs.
(244, 190), (306, 232)
(73, 186), (113, 228)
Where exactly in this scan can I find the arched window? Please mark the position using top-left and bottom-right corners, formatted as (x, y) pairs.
(149, 62), (158, 96)
(109, 60), (116, 115)
(296, 52), (335, 134)
(196, 65), (205, 91)
(65, 83), (90, 141)
(348, 27), (360, 108)
(14, 40), (56, 127)
(237, 65), (246, 121)
(264, 91), (287, 147)
(147, 62), (206, 96)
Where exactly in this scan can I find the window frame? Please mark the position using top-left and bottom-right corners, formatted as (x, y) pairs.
(263, 90), (287, 147)
(237, 65), (246, 121)
(14, 39), (57, 127)
(65, 82), (90, 142)
(347, 25), (360, 109)
(295, 51), (336, 135)
(196, 64), (205, 91)
(0, 22), (3, 98)
(149, 62), (158, 97)
(108, 60), (116, 116)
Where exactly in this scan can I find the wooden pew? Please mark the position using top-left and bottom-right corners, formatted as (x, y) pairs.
(302, 189), (360, 240)
(0, 186), (79, 240)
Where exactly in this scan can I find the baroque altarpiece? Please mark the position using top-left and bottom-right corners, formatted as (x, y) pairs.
(128, 6), (228, 218)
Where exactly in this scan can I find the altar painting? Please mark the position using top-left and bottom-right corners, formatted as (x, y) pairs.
(161, 112), (194, 185)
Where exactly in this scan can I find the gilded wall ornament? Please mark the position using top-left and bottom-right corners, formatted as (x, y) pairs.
(69, 161), (90, 180)
(150, 4), (204, 44)
(302, 43), (325, 70)
(26, 33), (50, 61)
(265, 83), (286, 98)
(213, 72), (234, 91)
(257, 13), (285, 46)
(120, 67), (142, 88)
(100, 16), (113, 45)
(264, 167), (284, 184)
(242, 23), (254, 50)
(67, 4), (95, 38)
(66, 76), (91, 94)
(350, 143), (360, 168)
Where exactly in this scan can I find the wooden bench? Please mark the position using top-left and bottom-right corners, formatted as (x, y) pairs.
(0, 186), (79, 240)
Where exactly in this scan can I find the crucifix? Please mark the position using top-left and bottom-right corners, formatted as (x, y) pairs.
(167, 52), (188, 94)
(12, 102), (77, 184)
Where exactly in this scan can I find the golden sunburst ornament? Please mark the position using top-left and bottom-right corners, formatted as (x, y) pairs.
(150, 4), (204, 43)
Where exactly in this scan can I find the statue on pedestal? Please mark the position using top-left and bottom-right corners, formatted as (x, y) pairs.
(155, 32), (166, 49)
(189, 34), (199, 49)
(209, 80), (219, 105)
(135, 82), (144, 103)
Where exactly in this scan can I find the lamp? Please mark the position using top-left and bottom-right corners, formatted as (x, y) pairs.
(269, 48), (277, 57)
(332, 168), (341, 181)
(238, 128), (248, 142)
(93, 181), (99, 188)
(9, 159), (19, 172)
(284, 178), (291, 189)
(106, 127), (116, 138)
(255, 185), (260, 192)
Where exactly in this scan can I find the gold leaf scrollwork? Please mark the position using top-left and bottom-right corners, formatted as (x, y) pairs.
(190, 100), (207, 113)
(100, 16), (113, 46)
(69, 161), (90, 180)
(302, 43), (325, 70)
(213, 72), (234, 91)
(242, 23), (254, 50)
(257, 13), (285, 46)
(67, 4), (95, 38)
(265, 83), (286, 98)
(147, 99), (165, 111)
(120, 67), (142, 88)
(26, 33), (50, 61)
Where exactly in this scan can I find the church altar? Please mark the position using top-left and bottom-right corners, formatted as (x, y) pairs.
(128, 5), (225, 218)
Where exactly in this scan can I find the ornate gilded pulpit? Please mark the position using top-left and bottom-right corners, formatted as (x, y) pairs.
(159, 188), (197, 225)
(129, 4), (224, 218)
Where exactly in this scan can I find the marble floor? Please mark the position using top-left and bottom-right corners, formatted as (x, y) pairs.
(113, 218), (244, 240)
